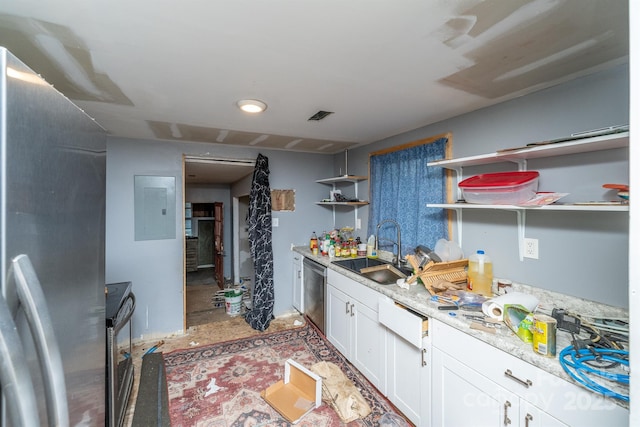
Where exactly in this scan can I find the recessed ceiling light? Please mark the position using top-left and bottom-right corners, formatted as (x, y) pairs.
(237, 99), (267, 113)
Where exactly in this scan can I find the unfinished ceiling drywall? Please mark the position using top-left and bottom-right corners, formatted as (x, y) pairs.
(0, 0), (629, 154)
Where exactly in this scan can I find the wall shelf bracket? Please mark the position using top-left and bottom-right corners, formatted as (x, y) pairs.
(515, 209), (526, 261)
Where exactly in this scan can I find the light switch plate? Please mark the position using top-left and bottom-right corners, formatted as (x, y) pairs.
(272, 218), (279, 227)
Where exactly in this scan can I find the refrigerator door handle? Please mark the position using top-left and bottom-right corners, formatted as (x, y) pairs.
(11, 254), (70, 427)
(0, 296), (41, 427)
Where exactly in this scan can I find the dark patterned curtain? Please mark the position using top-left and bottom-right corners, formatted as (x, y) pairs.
(245, 153), (274, 331)
(368, 137), (448, 256)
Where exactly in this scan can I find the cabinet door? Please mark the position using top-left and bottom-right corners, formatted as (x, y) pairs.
(520, 401), (569, 427)
(326, 284), (351, 356)
(351, 301), (386, 391)
(386, 333), (431, 426)
(432, 347), (519, 427)
(291, 253), (303, 312)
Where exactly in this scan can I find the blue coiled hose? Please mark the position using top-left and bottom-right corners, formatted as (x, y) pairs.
(559, 346), (629, 402)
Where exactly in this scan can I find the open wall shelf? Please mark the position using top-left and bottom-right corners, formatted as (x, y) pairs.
(427, 131), (629, 260)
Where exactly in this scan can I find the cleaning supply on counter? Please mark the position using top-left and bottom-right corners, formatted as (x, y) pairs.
(466, 250), (493, 296)
(366, 235), (378, 258)
(321, 231), (329, 256)
(328, 240), (336, 258)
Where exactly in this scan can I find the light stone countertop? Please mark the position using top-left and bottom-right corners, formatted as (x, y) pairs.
(293, 246), (629, 409)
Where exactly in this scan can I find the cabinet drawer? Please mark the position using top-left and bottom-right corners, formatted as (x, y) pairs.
(378, 296), (427, 348)
(327, 269), (380, 310)
(432, 319), (627, 425)
(433, 319), (544, 394)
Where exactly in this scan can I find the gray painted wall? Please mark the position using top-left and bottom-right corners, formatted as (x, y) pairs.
(339, 63), (629, 308)
(106, 64), (629, 339)
(106, 138), (334, 338)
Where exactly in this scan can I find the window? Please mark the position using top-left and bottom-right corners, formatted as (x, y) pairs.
(368, 133), (451, 257)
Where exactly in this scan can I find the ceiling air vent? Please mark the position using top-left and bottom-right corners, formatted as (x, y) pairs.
(308, 110), (334, 121)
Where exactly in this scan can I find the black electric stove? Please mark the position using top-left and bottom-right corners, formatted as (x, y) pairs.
(106, 282), (135, 427)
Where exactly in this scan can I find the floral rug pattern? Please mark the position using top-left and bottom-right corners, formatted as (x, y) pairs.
(163, 322), (399, 426)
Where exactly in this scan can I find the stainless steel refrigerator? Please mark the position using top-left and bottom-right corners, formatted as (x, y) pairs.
(0, 47), (107, 426)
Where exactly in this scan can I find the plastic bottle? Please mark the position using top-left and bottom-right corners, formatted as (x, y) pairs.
(366, 235), (378, 259)
(466, 250), (493, 296)
(310, 231), (318, 254)
(320, 231), (328, 256)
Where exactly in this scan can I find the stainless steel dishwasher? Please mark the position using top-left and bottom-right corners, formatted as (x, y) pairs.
(303, 257), (326, 334)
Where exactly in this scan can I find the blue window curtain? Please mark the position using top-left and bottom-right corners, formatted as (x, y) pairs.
(368, 135), (449, 258)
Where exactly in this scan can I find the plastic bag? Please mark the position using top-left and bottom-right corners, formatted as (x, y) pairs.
(378, 412), (409, 427)
(433, 289), (488, 309)
(433, 238), (464, 261)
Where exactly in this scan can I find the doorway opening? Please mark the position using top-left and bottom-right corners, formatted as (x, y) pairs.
(183, 156), (255, 329)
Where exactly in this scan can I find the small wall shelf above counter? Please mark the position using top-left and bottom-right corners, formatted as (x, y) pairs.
(315, 175), (369, 206)
(316, 175), (368, 184)
(316, 201), (370, 206)
(316, 175), (368, 227)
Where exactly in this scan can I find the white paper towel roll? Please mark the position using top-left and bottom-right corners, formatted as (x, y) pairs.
(481, 292), (539, 321)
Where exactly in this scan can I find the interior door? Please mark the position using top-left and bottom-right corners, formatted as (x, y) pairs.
(214, 202), (224, 286)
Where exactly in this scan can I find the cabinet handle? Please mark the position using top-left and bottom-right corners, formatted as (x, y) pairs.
(350, 303), (355, 317)
(503, 401), (512, 426)
(421, 348), (427, 367)
(504, 369), (533, 388)
(345, 301), (350, 314)
(525, 413), (533, 427)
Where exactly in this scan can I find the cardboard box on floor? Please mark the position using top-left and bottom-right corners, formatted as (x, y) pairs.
(261, 359), (322, 424)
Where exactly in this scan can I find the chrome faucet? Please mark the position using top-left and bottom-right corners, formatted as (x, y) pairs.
(375, 219), (403, 269)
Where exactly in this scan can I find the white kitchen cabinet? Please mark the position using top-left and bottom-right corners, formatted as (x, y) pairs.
(520, 400), (569, 427)
(431, 319), (628, 427)
(379, 297), (431, 426)
(432, 346), (521, 427)
(326, 269), (386, 391)
(326, 283), (351, 356)
(291, 251), (303, 312)
(433, 345), (568, 427)
(426, 131), (629, 259)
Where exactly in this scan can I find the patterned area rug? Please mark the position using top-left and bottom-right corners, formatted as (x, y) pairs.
(163, 322), (400, 426)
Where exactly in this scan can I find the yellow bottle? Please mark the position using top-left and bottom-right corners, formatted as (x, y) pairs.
(466, 250), (493, 296)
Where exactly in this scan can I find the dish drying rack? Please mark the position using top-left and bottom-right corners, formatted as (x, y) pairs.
(405, 254), (468, 295)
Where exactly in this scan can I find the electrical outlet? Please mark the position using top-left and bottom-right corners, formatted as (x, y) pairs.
(356, 218), (362, 229)
(523, 238), (539, 259)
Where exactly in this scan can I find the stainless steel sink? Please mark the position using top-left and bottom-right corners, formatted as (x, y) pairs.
(332, 258), (411, 285)
(331, 257), (388, 272)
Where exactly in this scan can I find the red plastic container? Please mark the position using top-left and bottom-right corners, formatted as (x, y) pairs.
(458, 171), (539, 205)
